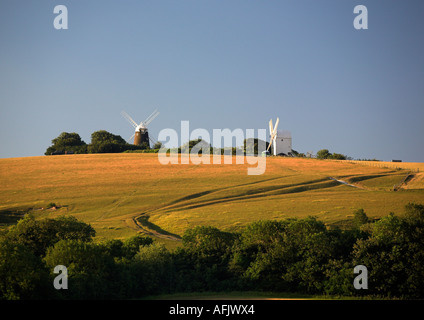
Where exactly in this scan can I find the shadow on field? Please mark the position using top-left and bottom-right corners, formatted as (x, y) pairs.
(153, 178), (340, 213)
(134, 213), (181, 240)
(0, 207), (31, 226)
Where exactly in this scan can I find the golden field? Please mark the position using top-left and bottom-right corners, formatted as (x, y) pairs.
(1, 153), (423, 245)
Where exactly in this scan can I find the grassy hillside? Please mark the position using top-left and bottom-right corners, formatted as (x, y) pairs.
(1, 154), (423, 243)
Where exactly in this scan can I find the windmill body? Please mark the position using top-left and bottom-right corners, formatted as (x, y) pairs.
(134, 128), (149, 146)
(121, 109), (159, 147)
(274, 130), (292, 156)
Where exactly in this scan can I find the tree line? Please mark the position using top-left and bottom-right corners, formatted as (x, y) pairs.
(1, 203), (423, 299)
(45, 132), (270, 156)
(46, 131), (352, 160)
(45, 131), (159, 155)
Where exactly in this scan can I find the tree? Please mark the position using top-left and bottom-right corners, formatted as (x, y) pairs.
(182, 226), (236, 262)
(45, 132), (87, 155)
(229, 220), (287, 290)
(0, 238), (51, 299)
(6, 215), (95, 257)
(352, 203), (424, 298)
(330, 153), (347, 160)
(316, 149), (347, 160)
(230, 218), (338, 293)
(122, 235), (154, 259)
(404, 202), (424, 224)
(153, 141), (163, 149)
(44, 240), (116, 299)
(316, 149), (331, 159)
(87, 130), (128, 153)
(243, 138), (269, 155)
(175, 226), (238, 292)
(131, 243), (173, 295)
(180, 139), (210, 154)
(353, 208), (369, 228)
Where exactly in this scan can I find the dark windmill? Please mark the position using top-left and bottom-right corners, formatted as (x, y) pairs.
(121, 109), (160, 148)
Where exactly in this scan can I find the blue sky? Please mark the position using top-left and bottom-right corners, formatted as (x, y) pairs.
(0, 0), (423, 161)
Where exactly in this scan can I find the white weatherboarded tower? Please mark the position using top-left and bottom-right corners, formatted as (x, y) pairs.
(274, 130), (292, 156)
(267, 118), (293, 156)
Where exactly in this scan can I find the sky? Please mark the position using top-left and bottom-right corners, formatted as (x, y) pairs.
(0, 0), (423, 162)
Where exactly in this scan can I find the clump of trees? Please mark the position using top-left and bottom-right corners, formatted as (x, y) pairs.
(1, 203), (424, 300)
(316, 149), (347, 160)
(163, 138), (269, 157)
(46, 135), (269, 156)
(45, 131), (154, 155)
(87, 130), (129, 153)
(45, 132), (88, 155)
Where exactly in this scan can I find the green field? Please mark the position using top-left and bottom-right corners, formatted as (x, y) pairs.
(1, 154), (423, 245)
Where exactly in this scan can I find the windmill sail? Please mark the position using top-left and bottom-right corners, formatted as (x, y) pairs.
(121, 111), (138, 129)
(267, 117), (279, 152)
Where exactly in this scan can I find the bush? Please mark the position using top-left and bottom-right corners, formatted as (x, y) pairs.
(44, 240), (117, 299)
(353, 208), (369, 228)
(46, 202), (57, 209)
(180, 139), (210, 154)
(131, 243), (173, 295)
(0, 238), (51, 299)
(229, 218), (337, 293)
(45, 132), (87, 155)
(317, 149), (331, 159)
(6, 215), (95, 257)
(177, 226), (238, 292)
(330, 153), (347, 160)
(352, 205), (424, 298)
(316, 149), (347, 160)
(122, 235), (154, 259)
(87, 130), (128, 153)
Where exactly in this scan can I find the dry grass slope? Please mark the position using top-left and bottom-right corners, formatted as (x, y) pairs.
(1, 154), (423, 243)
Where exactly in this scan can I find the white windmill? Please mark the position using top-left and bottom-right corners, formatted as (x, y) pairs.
(267, 117), (292, 156)
(121, 109), (160, 147)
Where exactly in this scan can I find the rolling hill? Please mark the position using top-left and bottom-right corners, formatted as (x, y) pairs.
(1, 153), (423, 246)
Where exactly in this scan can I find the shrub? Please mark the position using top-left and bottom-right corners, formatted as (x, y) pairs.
(353, 208), (369, 228)
(0, 238), (51, 299)
(45, 132), (87, 155)
(6, 215), (95, 257)
(352, 205), (424, 298)
(44, 240), (117, 299)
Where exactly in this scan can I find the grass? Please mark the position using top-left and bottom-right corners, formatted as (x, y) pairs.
(1, 154), (423, 244)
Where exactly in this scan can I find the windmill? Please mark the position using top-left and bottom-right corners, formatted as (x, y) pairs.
(121, 109), (160, 147)
(266, 117), (292, 156)
(267, 117), (279, 156)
